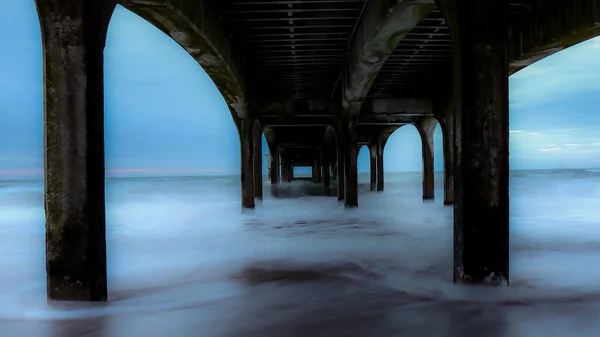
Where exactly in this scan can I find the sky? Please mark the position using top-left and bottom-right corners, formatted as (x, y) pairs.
(0, 2), (599, 179)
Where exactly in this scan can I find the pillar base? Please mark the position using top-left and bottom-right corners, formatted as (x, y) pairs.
(242, 203), (256, 210)
(454, 271), (509, 286)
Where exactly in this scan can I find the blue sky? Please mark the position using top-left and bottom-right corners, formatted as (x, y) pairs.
(0, 2), (599, 179)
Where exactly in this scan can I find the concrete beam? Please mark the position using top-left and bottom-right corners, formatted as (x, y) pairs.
(363, 98), (433, 114)
(251, 99), (334, 115)
(358, 114), (427, 124)
(258, 114), (336, 127)
(119, 0), (247, 111)
(341, 0), (436, 114)
(509, 0), (600, 74)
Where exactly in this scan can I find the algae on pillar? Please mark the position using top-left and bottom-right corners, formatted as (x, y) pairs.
(36, 0), (116, 301)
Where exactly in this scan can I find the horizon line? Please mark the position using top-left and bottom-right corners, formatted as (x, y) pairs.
(1, 167), (598, 180)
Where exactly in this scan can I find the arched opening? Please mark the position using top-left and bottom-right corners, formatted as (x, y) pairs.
(1, 0), (256, 311)
(382, 125), (422, 200)
(357, 145), (370, 188)
(0, 0), (45, 309)
(507, 35), (600, 291)
(261, 134), (268, 179)
(433, 123), (444, 204)
(103, 4), (245, 297)
(293, 166), (312, 178)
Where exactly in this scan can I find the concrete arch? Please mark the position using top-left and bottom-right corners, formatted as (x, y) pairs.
(508, 0), (600, 75)
(437, 0), (600, 75)
(119, 0), (247, 109)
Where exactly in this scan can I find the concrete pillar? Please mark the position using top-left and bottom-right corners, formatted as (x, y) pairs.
(270, 146), (279, 185)
(269, 145), (279, 196)
(35, 0), (116, 301)
(417, 119), (436, 201)
(441, 117), (455, 205)
(337, 142), (345, 201)
(280, 158), (286, 182)
(343, 120), (358, 207)
(253, 122), (263, 200)
(376, 139), (386, 192)
(369, 144), (377, 191)
(316, 160), (323, 183)
(238, 118), (256, 209)
(332, 163), (338, 181)
(448, 0), (510, 284)
(322, 149), (331, 189)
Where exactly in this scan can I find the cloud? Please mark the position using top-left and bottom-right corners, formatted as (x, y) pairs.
(593, 143), (600, 146)
(565, 143), (583, 147)
(509, 130), (524, 134)
(540, 147), (561, 152)
(528, 132), (541, 136)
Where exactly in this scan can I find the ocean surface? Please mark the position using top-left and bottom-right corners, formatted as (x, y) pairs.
(1, 170), (600, 336)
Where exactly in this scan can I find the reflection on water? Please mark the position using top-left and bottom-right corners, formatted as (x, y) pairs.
(1, 170), (600, 336)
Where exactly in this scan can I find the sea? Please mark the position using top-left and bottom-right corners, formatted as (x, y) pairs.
(0, 169), (599, 337)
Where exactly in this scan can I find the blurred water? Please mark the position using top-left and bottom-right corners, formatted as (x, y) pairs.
(0, 170), (599, 336)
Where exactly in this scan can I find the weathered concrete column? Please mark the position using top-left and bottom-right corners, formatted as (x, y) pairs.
(316, 160), (323, 183)
(268, 144), (279, 196)
(322, 149), (331, 188)
(36, 0), (116, 301)
(237, 118), (256, 209)
(376, 138), (387, 192)
(369, 144), (377, 191)
(332, 163), (338, 181)
(336, 134), (345, 201)
(269, 145), (279, 185)
(445, 0), (510, 284)
(253, 121), (263, 200)
(416, 118), (436, 201)
(343, 120), (359, 207)
(440, 116), (455, 205)
(280, 157), (286, 182)
(281, 155), (290, 183)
